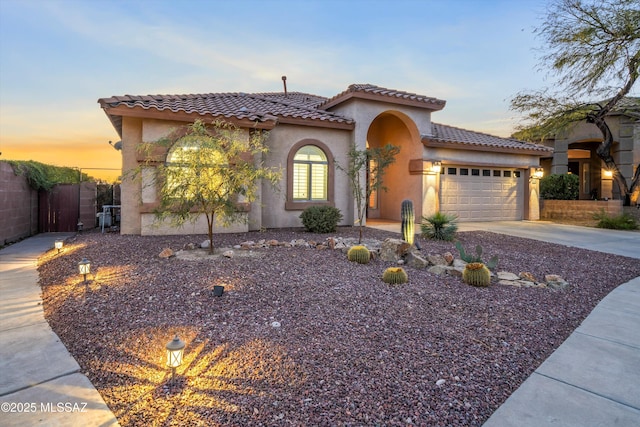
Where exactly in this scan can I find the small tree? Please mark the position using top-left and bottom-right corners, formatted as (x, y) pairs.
(139, 120), (280, 253)
(338, 143), (400, 243)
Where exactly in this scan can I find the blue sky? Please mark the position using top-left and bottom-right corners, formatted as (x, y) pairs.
(0, 0), (552, 181)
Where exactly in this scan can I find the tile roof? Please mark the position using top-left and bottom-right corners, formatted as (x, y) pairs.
(320, 84), (446, 110)
(427, 123), (554, 154)
(98, 91), (353, 133)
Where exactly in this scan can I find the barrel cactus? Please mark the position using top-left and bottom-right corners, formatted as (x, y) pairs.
(382, 267), (408, 284)
(463, 262), (491, 287)
(401, 199), (415, 245)
(347, 245), (371, 264)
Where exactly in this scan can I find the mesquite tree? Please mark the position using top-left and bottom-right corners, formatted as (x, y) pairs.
(510, 0), (640, 203)
(137, 119), (280, 253)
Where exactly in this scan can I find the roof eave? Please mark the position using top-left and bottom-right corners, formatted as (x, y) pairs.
(100, 104), (278, 131)
(422, 138), (554, 156)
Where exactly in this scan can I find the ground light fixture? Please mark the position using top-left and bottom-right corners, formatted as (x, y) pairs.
(166, 335), (186, 384)
(78, 258), (91, 282)
(77, 221), (84, 233)
(54, 240), (63, 254)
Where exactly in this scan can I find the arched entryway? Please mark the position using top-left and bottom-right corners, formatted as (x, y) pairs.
(366, 111), (422, 221)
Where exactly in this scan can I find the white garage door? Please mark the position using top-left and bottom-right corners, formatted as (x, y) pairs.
(440, 166), (524, 221)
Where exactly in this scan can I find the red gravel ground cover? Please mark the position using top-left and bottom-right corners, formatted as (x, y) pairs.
(38, 227), (640, 426)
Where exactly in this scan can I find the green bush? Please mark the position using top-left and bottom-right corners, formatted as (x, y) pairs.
(299, 206), (343, 233)
(421, 212), (458, 241)
(593, 210), (639, 230)
(540, 173), (579, 200)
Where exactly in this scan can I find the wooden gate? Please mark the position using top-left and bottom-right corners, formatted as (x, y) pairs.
(39, 183), (96, 232)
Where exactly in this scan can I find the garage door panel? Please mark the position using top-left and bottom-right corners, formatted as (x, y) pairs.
(440, 166), (523, 221)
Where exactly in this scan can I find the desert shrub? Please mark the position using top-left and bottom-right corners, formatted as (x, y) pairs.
(540, 173), (579, 200)
(593, 210), (639, 230)
(421, 212), (458, 241)
(299, 206), (343, 233)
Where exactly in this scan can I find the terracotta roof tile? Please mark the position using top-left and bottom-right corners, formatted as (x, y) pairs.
(98, 91), (352, 125)
(320, 84), (446, 109)
(428, 123), (553, 153)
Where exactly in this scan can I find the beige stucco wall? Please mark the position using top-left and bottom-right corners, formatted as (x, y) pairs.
(328, 100), (432, 224)
(120, 117), (255, 235)
(259, 124), (354, 228)
(552, 116), (639, 202)
(120, 117), (143, 235)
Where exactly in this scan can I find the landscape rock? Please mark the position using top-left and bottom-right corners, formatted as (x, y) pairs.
(443, 252), (455, 265)
(379, 238), (411, 261)
(428, 265), (448, 275)
(497, 271), (520, 281)
(427, 254), (448, 266)
(158, 248), (175, 258)
(519, 272), (537, 282)
(406, 251), (429, 268)
(222, 250), (234, 258)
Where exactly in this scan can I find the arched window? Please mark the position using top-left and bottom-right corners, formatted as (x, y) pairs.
(286, 140), (335, 210)
(293, 145), (328, 201)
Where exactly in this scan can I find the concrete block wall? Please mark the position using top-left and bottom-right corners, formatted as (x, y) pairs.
(541, 199), (623, 220)
(0, 162), (38, 245)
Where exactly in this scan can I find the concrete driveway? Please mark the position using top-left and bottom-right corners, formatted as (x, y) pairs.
(457, 220), (640, 259)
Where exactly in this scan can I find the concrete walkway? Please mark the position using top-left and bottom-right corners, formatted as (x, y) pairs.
(0, 233), (120, 427)
(370, 219), (640, 426)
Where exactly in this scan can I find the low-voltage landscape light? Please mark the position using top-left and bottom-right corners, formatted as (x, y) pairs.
(54, 240), (63, 254)
(166, 335), (186, 384)
(78, 258), (91, 282)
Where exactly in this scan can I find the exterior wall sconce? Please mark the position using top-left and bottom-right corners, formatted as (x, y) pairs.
(603, 169), (613, 179)
(532, 168), (544, 179)
(431, 161), (442, 174)
(55, 240), (63, 254)
(78, 258), (91, 282)
(166, 335), (186, 384)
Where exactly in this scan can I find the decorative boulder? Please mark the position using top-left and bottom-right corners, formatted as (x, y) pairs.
(379, 238), (412, 262)
(406, 251), (429, 268)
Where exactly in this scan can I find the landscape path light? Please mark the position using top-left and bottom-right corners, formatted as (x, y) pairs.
(78, 258), (90, 283)
(55, 240), (63, 254)
(166, 335), (186, 384)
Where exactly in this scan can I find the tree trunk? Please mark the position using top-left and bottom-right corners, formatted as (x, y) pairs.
(589, 113), (630, 202)
(206, 212), (215, 254)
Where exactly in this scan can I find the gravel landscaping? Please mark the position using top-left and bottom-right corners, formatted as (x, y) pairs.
(38, 227), (640, 426)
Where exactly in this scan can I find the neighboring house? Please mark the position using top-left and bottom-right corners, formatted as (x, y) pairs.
(98, 84), (553, 235)
(541, 97), (640, 202)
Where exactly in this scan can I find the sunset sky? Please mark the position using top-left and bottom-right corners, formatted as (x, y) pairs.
(1, 0), (570, 182)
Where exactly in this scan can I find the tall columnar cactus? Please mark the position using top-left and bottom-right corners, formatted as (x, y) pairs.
(382, 267), (408, 284)
(463, 262), (491, 287)
(401, 199), (415, 246)
(347, 245), (371, 264)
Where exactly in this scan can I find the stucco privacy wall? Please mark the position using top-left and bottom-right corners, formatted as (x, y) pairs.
(260, 124), (353, 229)
(327, 99), (431, 224)
(0, 161), (38, 244)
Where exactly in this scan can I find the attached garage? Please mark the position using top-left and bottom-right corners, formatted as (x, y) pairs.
(440, 166), (524, 221)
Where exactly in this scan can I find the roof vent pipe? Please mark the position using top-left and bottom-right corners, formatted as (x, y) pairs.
(282, 76), (287, 96)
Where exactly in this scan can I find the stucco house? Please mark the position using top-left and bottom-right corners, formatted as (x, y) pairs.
(538, 97), (640, 203)
(98, 84), (553, 235)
